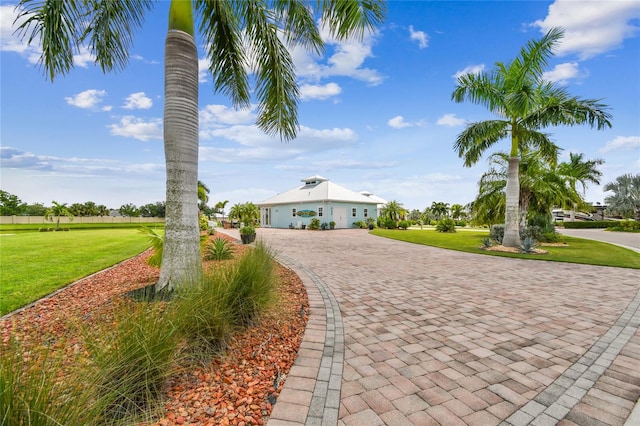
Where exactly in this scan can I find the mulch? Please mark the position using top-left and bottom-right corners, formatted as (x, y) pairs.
(0, 233), (309, 425)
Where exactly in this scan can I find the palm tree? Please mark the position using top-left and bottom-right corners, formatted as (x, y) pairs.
(450, 204), (466, 221)
(430, 201), (450, 220)
(557, 153), (604, 221)
(452, 27), (612, 247)
(197, 180), (210, 212)
(45, 201), (74, 230)
(16, 0), (386, 291)
(381, 200), (405, 221)
(214, 200), (229, 220)
(604, 174), (640, 219)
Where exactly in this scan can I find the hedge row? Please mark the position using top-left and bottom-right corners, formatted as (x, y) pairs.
(563, 221), (621, 229)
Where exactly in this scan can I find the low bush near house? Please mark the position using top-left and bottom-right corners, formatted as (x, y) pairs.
(435, 217), (456, 233)
(398, 220), (410, 230)
(308, 218), (320, 230)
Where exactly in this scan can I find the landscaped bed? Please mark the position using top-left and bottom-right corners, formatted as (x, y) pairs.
(1, 233), (308, 425)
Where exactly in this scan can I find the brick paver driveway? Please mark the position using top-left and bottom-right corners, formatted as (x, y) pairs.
(251, 229), (640, 426)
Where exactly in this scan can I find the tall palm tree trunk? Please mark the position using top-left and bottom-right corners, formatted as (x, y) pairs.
(503, 157), (521, 247)
(156, 29), (201, 292)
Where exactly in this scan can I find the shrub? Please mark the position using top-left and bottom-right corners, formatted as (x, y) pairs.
(383, 218), (397, 229)
(481, 237), (492, 248)
(239, 225), (255, 235)
(563, 220), (619, 229)
(436, 217), (456, 233)
(308, 218), (320, 230)
(455, 220), (467, 227)
(204, 237), (234, 260)
(398, 220), (410, 230)
(199, 214), (209, 231)
(608, 220), (640, 232)
(490, 224), (505, 244)
(352, 220), (366, 229)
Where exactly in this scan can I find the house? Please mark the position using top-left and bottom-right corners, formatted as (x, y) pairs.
(258, 175), (382, 229)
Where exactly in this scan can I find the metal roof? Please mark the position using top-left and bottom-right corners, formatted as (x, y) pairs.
(259, 178), (380, 206)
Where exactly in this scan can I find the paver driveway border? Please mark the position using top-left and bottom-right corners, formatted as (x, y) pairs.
(218, 228), (640, 426)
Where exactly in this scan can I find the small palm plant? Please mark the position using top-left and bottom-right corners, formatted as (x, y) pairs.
(520, 236), (539, 254)
(205, 238), (234, 261)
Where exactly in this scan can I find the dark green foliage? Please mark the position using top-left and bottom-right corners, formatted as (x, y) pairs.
(398, 220), (410, 230)
(435, 217), (456, 233)
(382, 218), (397, 229)
(352, 220), (367, 229)
(490, 224), (505, 244)
(205, 237), (234, 260)
(607, 220), (640, 232)
(563, 220), (619, 229)
(308, 218), (320, 230)
(481, 237), (492, 248)
(455, 220), (467, 227)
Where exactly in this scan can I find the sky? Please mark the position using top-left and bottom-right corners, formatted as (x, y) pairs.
(1, 0), (639, 212)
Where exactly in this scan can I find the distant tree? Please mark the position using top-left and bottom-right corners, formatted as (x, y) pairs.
(408, 209), (422, 221)
(140, 202), (166, 218)
(381, 200), (406, 222)
(452, 27), (611, 247)
(25, 203), (47, 216)
(45, 201), (74, 230)
(229, 202), (259, 226)
(69, 203), (86, 217)
(214, 200), (229, 220)
(197, 180), (210, 213)
(604, 174), (640, 219)
(0, 190), (26, 215)
(430, 201), (450, 220)
(421, 207), (434, 224)
(450, 204), (466, 220)
(96, 204), (109, 216)
(119, 203), (140, 217)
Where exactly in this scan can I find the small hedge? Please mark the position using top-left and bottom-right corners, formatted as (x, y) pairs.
(563, 221), (619, 229)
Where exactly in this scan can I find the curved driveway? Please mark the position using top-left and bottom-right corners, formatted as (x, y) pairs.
(242, 229), (640, 426)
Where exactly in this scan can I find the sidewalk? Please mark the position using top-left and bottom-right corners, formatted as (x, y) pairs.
(220, 228), (640, 425)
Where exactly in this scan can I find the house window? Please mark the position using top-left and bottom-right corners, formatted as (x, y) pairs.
(318, 207), (323, 217)
(352, 208), (357, 217)
(364, 208), (368, 218)
(292, 208), (297, 217)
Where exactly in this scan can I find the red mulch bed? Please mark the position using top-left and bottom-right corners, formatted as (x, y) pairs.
(1, 233), (309, 425)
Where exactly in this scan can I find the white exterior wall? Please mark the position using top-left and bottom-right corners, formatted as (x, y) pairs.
(260, 201), (377, 229)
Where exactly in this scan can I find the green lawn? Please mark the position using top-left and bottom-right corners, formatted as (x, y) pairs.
(0, 229), (152, 315)
(371, 228), (640, 269)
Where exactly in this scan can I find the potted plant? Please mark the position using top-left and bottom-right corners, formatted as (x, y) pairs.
(329, 221), (335, 230)
(239, 225), (256, 244)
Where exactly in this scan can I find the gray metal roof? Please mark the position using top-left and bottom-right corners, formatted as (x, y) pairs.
(259, 178), (379, 206)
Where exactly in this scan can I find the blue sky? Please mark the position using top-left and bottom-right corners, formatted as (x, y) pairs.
(1, 0), (639, 211)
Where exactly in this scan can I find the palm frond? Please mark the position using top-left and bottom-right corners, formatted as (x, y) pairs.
(319, 0), (387, 40)
(454, 120), (509, 166)
(196, 0), (251, 109)
(15, 0), (83, 81)
(82, 0), (152, 73)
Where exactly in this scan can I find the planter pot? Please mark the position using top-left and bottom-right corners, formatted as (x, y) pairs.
(240, 233), (255, 244)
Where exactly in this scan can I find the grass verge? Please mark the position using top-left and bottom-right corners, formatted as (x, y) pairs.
(371, 229), (640, 269)
(0, 229), (151, 315)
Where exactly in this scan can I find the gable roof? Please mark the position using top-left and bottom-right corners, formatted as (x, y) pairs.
(259, 177), (377, 206)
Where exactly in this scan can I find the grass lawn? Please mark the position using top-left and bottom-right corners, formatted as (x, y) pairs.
(0, 229), (152, 315)
(371, 228), (640, 269)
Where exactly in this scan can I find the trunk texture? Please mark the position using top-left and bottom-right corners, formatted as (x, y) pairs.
(156, 30), (201, 292)
(502, 157), (521, 247)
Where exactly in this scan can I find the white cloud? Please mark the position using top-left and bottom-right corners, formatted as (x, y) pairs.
(453, 64), (485, 79)
(73, 45), (95, 68)
(200, 104), (256, 133)
(387, 116), (424, 129)
(533, 0), (640, 59)
(437, 113), (466, 127)
(300, 82), (342, 100)
(123, 92), (153, 110)
(291, 25), (384, 86)
(198, 58), (210, 83)
(409, 25), (429, 49)
(0, 5), (30, 54)
(542, 62), (586, 85)
(108, 116), (162, 141)
(599, 135), (640, 153)
(312, 159), (399, 169)
(65, 89), (108, 110)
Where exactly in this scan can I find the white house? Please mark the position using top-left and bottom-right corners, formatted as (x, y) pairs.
(258, 175), (382, 229)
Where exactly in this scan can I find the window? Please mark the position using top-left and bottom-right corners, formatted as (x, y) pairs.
(364, 208), (368, 218)
(318, 207), (323, 217)
(352, 208), (357, 217)
(292, 208), (297, 217)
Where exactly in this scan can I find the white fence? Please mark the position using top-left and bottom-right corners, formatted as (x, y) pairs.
(0, 216), (165, 225)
